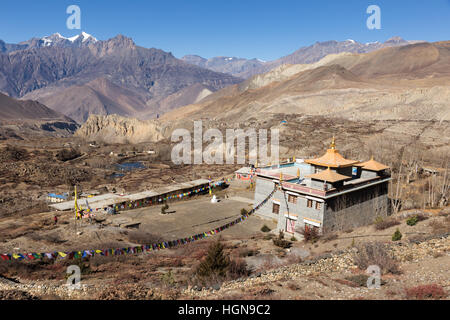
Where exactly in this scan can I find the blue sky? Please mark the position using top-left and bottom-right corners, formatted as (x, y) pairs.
(1, 0), (449, 61)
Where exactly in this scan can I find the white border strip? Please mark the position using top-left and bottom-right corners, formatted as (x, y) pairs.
(306, 196), (324, 203)
(303, 218), (321, 227)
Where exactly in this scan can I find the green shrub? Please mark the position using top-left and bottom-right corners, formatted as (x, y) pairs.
(161, 203), (169, 214)
(161, 270), (175, 287)
(195, 241), (230, 278)
(392, 229), (402, 241)
(240, 208), (248, 216)
(290, 236), (297, 241)
(260, 225), (271, 233)
(56, 148), (81, 162)
(406, 216), (418, 226)
(374, 216), (384, 224)
(272, 231), (291, 249)
(406, 214), (428, 226)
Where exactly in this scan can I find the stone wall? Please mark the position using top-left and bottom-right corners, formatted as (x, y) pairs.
(254, 176), (390, 235)
(254, 177), (325, 235)
(253, 178), (280, 220)
(322, 182), (390, 232)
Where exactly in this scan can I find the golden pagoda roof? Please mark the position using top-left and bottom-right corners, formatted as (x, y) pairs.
(356, 157), (389, 171)
(304, 137), (359, 168)
(306, 168), (351, 183)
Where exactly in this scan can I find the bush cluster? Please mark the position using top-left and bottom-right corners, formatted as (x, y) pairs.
(195, 241), (250, 284)
(374, 216), (400, 230)
(405, 284), (447, 300)
(392, 229), (402, 241)
(352, 242), (400, 275)
(240, 208), (249, 216)
(272, 231), (292, 248)
(55, 148), (81, 162)
(406, 216), (418, 226)
(299, 226), (320, 243)
(161, 203), (169, 214)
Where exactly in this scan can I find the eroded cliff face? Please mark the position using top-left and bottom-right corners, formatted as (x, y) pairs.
(75, 114), (167, 144)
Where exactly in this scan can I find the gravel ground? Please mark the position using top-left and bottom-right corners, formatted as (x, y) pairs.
(0, 235), (447, 300)
(181, 235), (450, 300)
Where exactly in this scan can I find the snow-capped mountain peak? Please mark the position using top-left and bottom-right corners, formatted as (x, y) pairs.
(81, 31), (97, 42)
(67, 31), (98, 43)
(37, 32), (98, 47)
(67, 34), (79, 42)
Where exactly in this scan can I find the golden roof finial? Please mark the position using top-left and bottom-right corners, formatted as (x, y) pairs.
(297, 168), (300, 178)
(293, 156), (296, 162)
(330, 136), (336, 150)
(280, 172), (283, 182)
(370, 155), (374, 160)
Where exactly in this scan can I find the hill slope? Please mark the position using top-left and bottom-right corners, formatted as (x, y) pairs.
(29, 77), (148, 123)
(0, 93), (78, 138)
(181, 37), (419, 78)
(162, 41), (450, 123)
(0, 92), (71, 121)
(0, 34), (243, 121)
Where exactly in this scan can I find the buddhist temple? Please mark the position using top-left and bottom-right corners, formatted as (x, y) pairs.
(356, 156), (390, 172)
(253, 137), (391, 236)
(307, 167), (352, 183)
(305, 136), (359, 169)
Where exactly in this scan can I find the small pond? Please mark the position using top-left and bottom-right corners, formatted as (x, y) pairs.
(115, 162), (146, 171)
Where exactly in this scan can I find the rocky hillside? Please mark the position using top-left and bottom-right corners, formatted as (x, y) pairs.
(0, 93), (78, 138)
(0, 93), (70, 121)
(258, 37), (418, 74)
(181, 37), (418, 78)
(30, 77), (149, 123)
(181, 55), (266, 79)
(74, 114), (165, 144)
(0, 34), (243, 122)
(0, 32), (98, 53)
(163, 41), (450, 123)
(73, 42), (450, 146)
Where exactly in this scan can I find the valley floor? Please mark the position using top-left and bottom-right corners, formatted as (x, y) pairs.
(0, 178), (448, 300)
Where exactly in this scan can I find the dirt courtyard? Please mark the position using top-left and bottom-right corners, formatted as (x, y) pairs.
(0, 180), (276, 255)
(107, 195), (273, 240)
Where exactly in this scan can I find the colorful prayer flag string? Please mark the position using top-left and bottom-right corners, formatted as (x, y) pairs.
(1, 181), (274, 262)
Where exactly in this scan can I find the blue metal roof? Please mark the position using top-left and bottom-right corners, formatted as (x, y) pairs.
(48, 193), (68, 199)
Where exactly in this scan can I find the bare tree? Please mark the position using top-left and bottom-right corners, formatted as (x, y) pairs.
(390, 157), (403, 215)
(439, 162), (449, 207)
